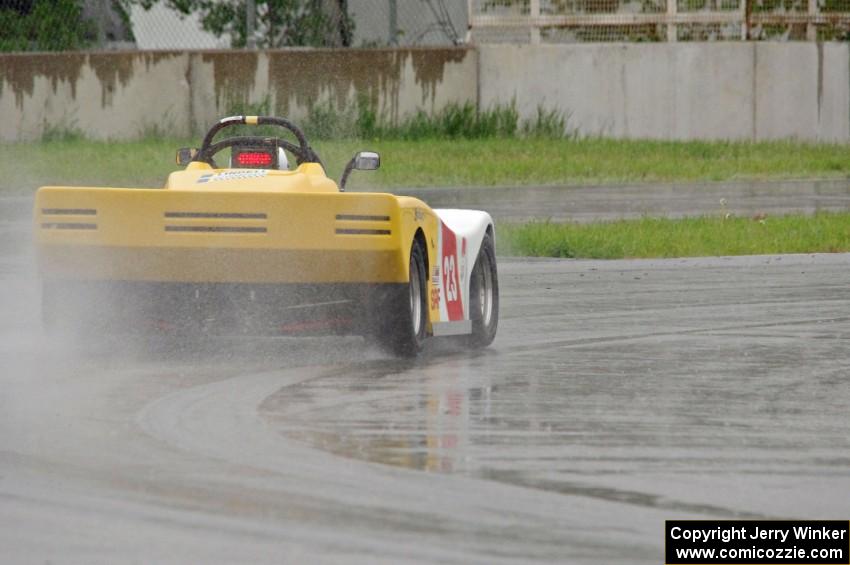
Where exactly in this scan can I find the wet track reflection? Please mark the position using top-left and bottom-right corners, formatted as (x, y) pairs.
(1, 209), (849, 562)
(258, 269), (850, 523)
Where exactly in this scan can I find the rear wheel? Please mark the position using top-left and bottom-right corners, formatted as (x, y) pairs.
(464, 232), (499, 348)
(377, 240), (428, 357)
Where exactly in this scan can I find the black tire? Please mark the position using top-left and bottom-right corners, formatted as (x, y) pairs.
(377, 239), (428, 357)
(464, 232), (499, 348)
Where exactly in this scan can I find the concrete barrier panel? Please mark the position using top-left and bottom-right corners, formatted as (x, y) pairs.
(479, 44), (629, 136)
(755, 42), (819, 140)
(2, 45), (848, 142)
(621, 44), (675, 139)
(1, 48), (476, 141)
(479, 42), (847, 142)
(187, 51), (264, 134)
(816, 43), (850, 142)
(480, 43), (758, 140)
(263, 48), (476, 124)
(671, 43), (754, 141)
(0, 52), (191, 142)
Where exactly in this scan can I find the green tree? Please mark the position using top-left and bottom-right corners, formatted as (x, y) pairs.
(125, 0), (354, 47)
(0, 0), (96, 51)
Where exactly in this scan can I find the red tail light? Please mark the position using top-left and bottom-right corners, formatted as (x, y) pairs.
(235, 151), (273, 167)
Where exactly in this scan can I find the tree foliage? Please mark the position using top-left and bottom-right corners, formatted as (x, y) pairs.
(126, 0), (354, 48)
(0, 0), (95, 52)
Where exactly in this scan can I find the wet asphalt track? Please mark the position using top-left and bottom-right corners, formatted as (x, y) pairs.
(400, 179), (850, 222)
(1, 188), (849, 563)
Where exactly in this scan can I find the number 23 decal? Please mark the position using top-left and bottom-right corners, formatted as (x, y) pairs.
(441, 223), (464, 321)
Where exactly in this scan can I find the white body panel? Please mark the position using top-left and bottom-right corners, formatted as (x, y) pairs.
(430, 209), (494, 334)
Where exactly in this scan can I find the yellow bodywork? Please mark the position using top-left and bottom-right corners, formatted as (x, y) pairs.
(35, 162), (440, 295)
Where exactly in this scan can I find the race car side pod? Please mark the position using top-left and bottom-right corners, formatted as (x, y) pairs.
(339, 151), (381, 192)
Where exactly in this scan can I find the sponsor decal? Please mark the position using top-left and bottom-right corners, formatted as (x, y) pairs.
(460, 237), (468, 283)
(414, 208), (425, 222)
(430, 287), (441, 310)
(196, 170), (268, 184)
(441, 223), (464, 321)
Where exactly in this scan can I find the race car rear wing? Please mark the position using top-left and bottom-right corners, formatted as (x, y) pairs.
(35, 186), (426, 285)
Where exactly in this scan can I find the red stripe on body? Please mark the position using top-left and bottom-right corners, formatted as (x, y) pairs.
(441, 223), (464, 321)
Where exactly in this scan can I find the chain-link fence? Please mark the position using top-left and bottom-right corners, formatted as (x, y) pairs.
(469, 0), (850, 41)
(349, 0), (465, 46)
(0, 0), (466, 52)
(3, 0), (850, 52)
(0, 0), (132, 51)
(129, 3), (225, 49)
(131, 0), (466, 49)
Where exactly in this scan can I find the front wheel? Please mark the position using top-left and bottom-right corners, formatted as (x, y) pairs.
(464, 232), (499, 348)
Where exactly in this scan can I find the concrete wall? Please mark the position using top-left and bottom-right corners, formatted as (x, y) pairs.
(2, 43), (850, 142)
(0, 48), (476, 141)
(479, 42), (850, 142)
(0, 52), (192, 141)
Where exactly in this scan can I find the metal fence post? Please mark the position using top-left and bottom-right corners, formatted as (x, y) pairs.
(807, 0), (818, 40)
(466, 0), (474, 43)
(95, 0), (108, 47)
(530, 0), (541, 44)
(389, 0), (398, 45)
(246, 0), (256, 48)
(667, 0), (678, 41)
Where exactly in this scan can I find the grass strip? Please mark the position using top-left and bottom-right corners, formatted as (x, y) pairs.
(2, 137), (850, 194)
(499, 213), (850, 259)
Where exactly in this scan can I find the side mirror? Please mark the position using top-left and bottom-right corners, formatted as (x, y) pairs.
(354, 151), (380, 171)
(176, 147), (199, 166)
(339, 151), (380, 191)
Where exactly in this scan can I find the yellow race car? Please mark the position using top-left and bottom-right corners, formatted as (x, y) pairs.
(34, 115), (498, 356)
